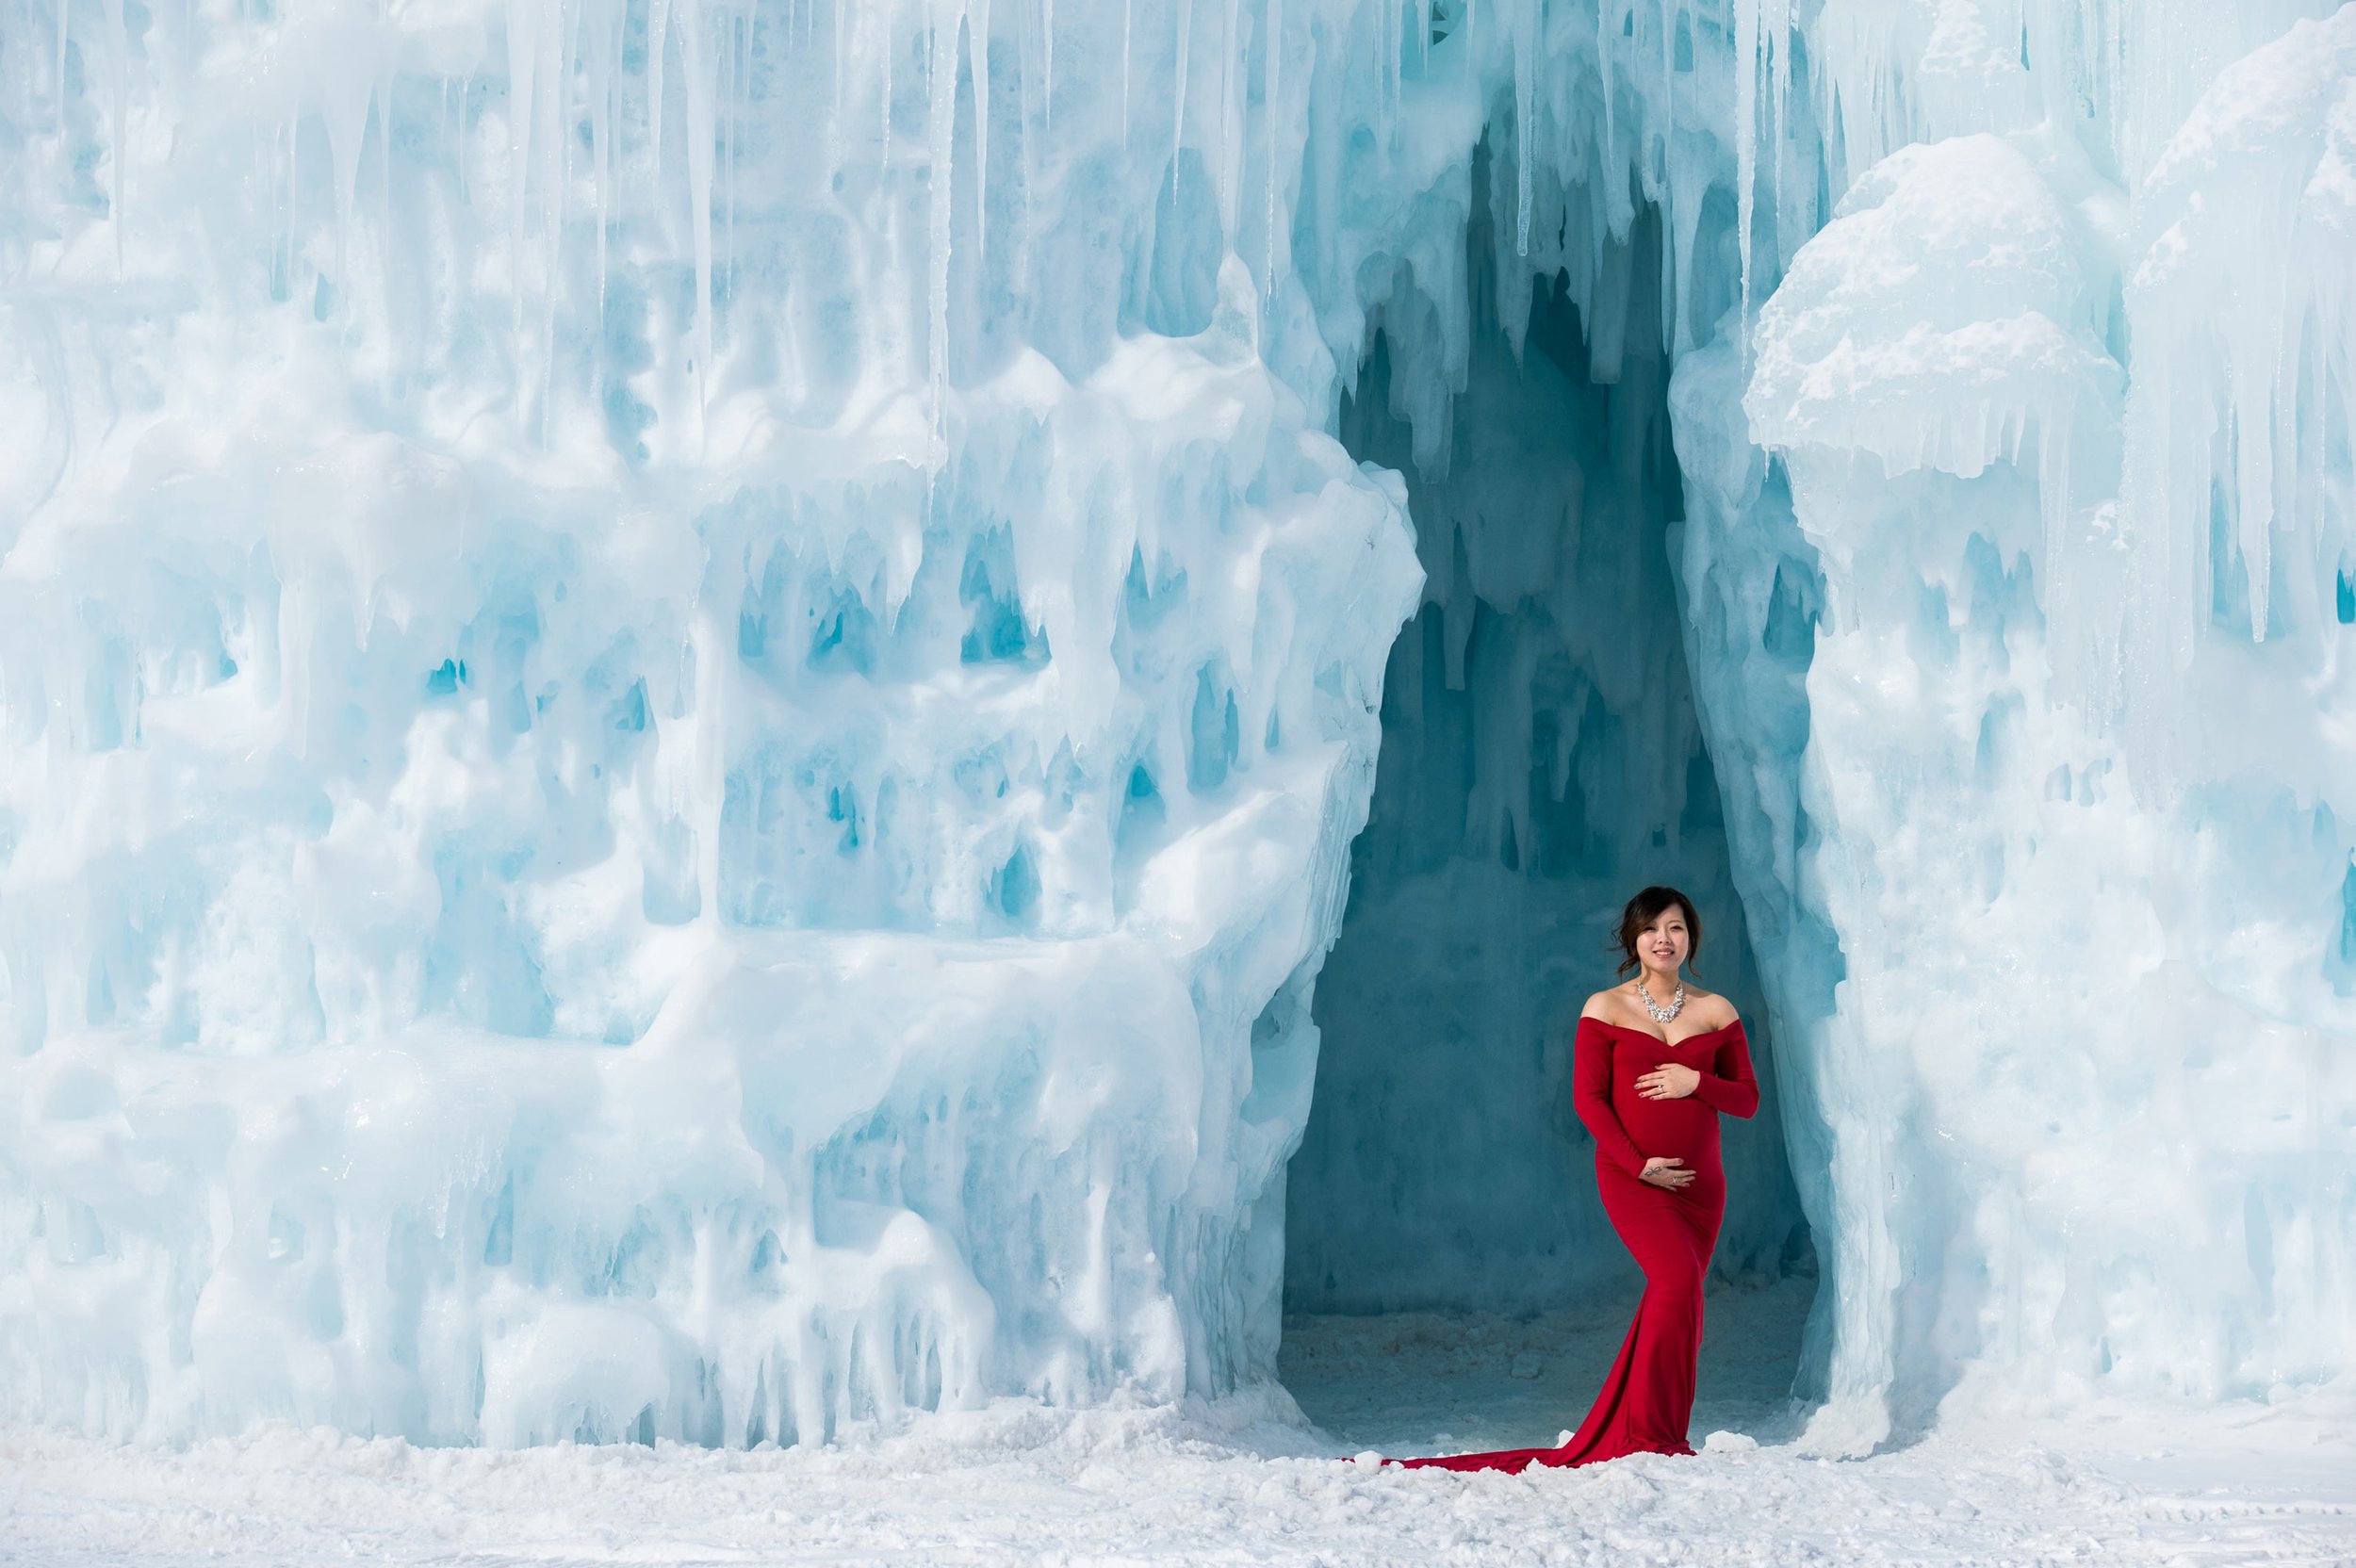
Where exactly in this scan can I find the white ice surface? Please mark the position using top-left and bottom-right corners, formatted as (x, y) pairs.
(1711, 2), (2356, 1449)
(6, 1369), (2354, 1566)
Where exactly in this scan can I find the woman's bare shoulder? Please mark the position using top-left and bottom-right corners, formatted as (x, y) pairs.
(1681, 985), (1741, 1028)
(1579, 986), (1628, 1021)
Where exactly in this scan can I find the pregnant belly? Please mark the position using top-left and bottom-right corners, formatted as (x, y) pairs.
(1612, 1087), (1722, 1168)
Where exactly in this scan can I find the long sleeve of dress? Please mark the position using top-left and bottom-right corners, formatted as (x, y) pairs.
(1688, 1024), (1760, 1119)
(1572, 1017), (1648, 1175)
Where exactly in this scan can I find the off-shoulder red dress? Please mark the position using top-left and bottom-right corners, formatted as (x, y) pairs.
(1392, 1015), (1759, 1473)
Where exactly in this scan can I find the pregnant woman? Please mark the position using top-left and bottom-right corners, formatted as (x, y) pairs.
(1394, 885), (1759, 1472)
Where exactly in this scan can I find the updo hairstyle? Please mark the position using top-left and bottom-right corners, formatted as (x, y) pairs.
(1613, 885), (1703, 978)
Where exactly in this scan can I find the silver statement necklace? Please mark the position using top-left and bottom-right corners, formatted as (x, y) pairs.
(1637, 973), (1685, 1023)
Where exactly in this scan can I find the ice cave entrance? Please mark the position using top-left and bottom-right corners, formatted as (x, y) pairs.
(1279, 179), (1818, 1455)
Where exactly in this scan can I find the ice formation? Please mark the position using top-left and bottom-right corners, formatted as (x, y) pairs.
(2, 0), (2351, 1452)
(1284, 172), (1811, 1319)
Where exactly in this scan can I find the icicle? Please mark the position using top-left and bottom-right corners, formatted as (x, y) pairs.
(1219, 0), (1241, 224)
(1012, 0), (1033, 215)
(1669, 160), (1701, 354)
(1513, 0), (1533, 255)
(1663, 0), (1678, 151)
(971, 0), (991, 269)
(1121, 0), (1132, 144)
(1766, 0), (1788, 275)
(1041, 0), (1052, 130)
(926, 0), (959, 466)
(506, 0), (542, 334)
(1263, 0), (1280, 302)
(650, 0), (673, 176)
(1172, 0), (1192, 195)
(2233, 297), (2282, 639)
(1596, 0), (1612, 180)
(726, 4), (744, 297)
(100, 0), (125, 262)
(1386, 0), (1399, 122)
(680, 0), (716, 416)
(1735, 0), (1757, 347)
(320, 69), (368, 311)
(830, 0), (845, 164)
(2298, 298), (2328, 565)
(55, 0), (67, 126)
(543, 0), (578, 435)
(586, 0), (622, 319)
(376, 38), (394, 290)
(282, 114), (297, 296)
(454, 74), (470, 206)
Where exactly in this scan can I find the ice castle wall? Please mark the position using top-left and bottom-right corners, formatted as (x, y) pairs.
(0, 0), (1433, 1442)
(1700, 1), (2356, 1445)
(2, 0), (2352, 1447)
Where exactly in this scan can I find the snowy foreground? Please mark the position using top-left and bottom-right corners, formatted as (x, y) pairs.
(8, 1282), (2353, 1568)
(8, 1396), (2352, 1567)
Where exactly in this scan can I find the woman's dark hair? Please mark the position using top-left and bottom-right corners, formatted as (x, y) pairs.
(1614, 886), (1702, 978)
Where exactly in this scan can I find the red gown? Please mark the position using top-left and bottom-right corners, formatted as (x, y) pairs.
(1391, 1015), (1759, 1473)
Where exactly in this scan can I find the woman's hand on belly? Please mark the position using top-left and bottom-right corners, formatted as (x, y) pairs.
(1635, 1063), (1701, 1101)
(1639, 1156), (1695, 1190)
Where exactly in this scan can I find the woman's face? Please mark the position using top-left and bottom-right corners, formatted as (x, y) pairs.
(1637, 908), (1690, 973)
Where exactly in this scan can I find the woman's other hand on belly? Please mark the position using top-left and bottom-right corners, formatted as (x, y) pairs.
(1638, 1156), (1695, 1190)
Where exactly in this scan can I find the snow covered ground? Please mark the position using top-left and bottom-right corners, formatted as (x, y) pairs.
(1282, 1272), (1820, 1459)
(8, 1278), (2350, 1567)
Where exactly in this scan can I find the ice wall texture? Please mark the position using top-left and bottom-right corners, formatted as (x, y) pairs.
(4, 0), (2354, 1450)
(0, 0), (1433, 1443)
(1698, 1), (2356, 1445)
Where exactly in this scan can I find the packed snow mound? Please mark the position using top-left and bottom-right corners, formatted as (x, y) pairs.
(1746, 133), (2121, 499)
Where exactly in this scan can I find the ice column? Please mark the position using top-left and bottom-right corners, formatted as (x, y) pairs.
(1711, 2), (2356, 1445)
